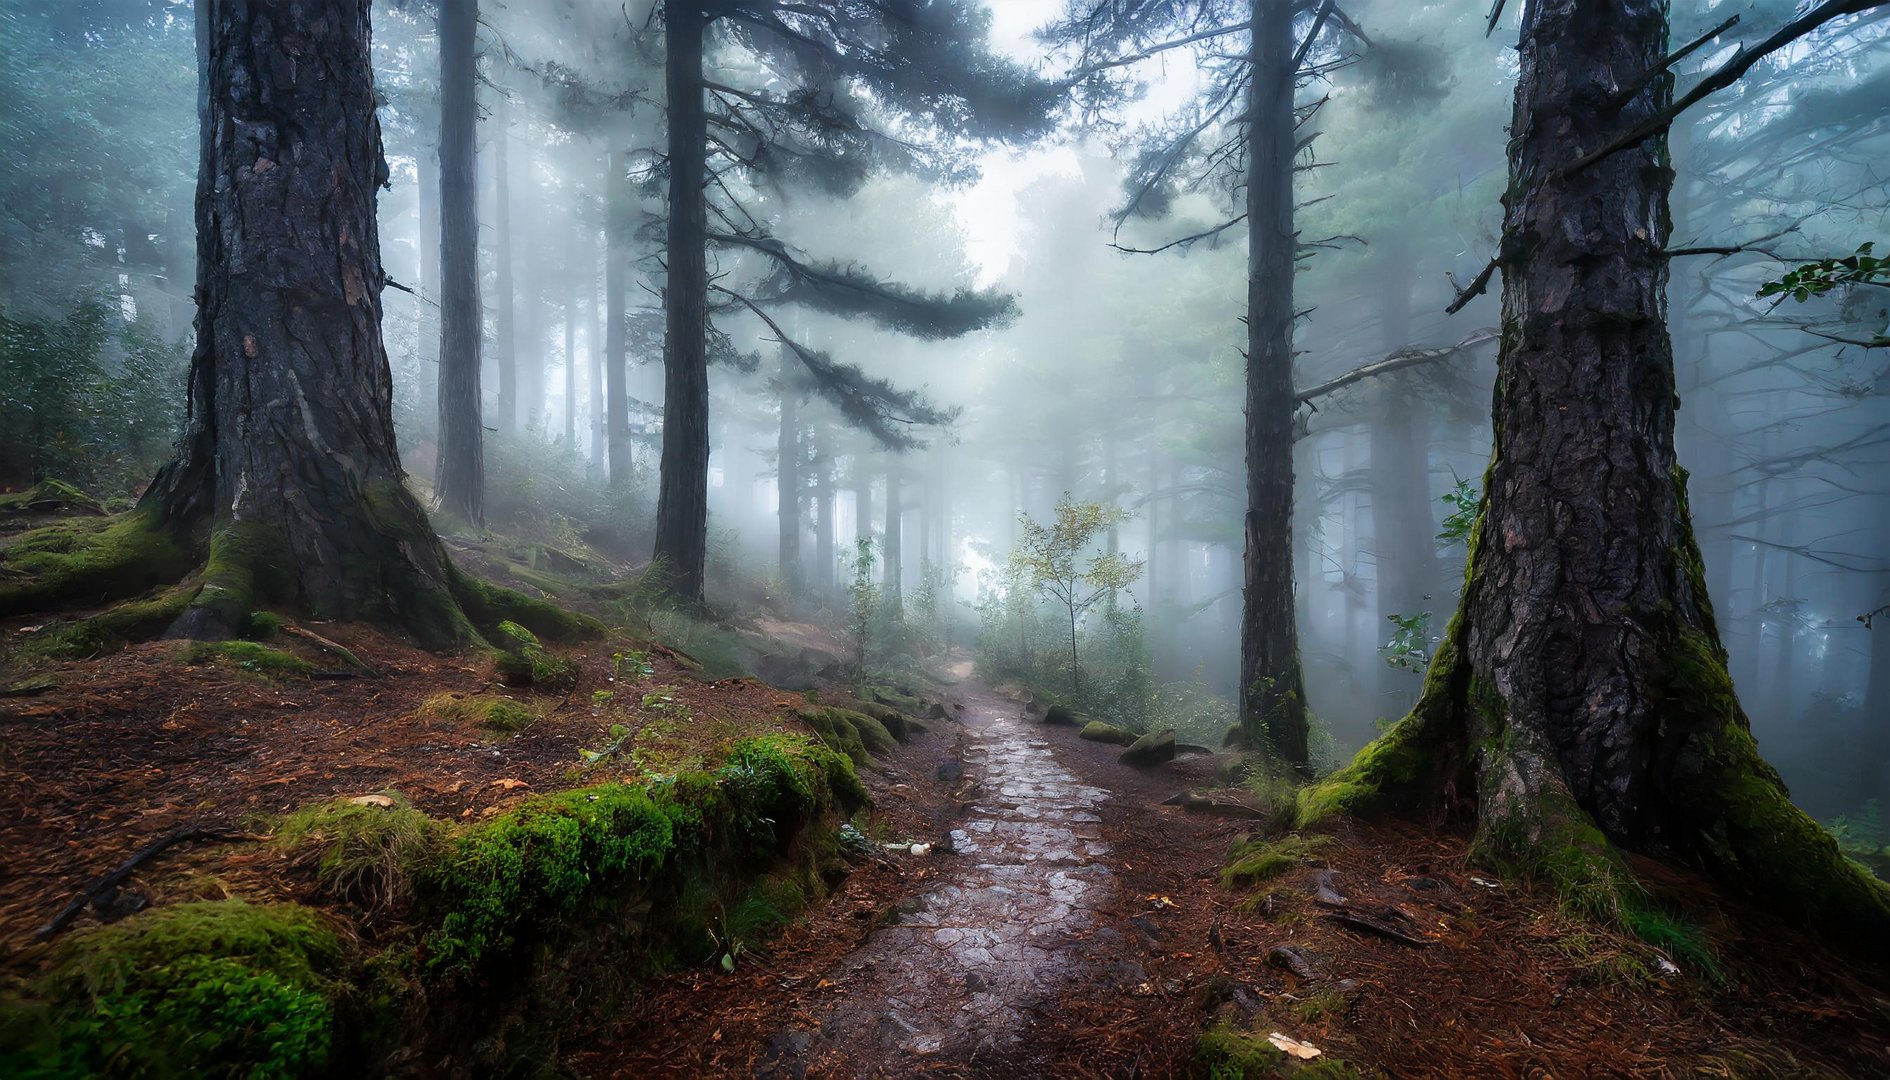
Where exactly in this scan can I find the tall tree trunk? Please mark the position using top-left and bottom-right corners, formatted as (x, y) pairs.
(854, 468), (873, 549)
(652, 0), (710, 600)
(416, 123), (440, 416)
(814, 439), (834, 599)
(564, 236), (578, 446)
(1306, 0), (1890, 955)
(883, 466), (903, 618)
(491, 96), (516, 435)
(434, 0), (483, 525)
(603, 153), (628, 479)
(137, 0), (472, 647)
(1237, 0), (1310, 765)
(1369, 255), (1435, 717)
(1860, 578), (1890, 802)
(776, 351), (802, 596)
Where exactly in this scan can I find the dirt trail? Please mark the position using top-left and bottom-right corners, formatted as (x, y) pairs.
(763, 673), (1125, 1074)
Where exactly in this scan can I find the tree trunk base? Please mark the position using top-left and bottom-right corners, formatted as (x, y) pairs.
(1300, 606), (1890, 960)
(1, 509), (602, 657)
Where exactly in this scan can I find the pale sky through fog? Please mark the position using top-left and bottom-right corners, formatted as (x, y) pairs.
(951, 0), (1207, 284)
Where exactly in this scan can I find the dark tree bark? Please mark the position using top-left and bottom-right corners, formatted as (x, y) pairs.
(139, 0), (473, 647)
(1237, 0), (1310, 766)
(651, 0), (712, 600)
(434, 0), (483, 525)
(1306, 0), (1890, 955)
(491, 94), (517, 434)
(777, 351), (802, 596)
(605, 151), (631, 482)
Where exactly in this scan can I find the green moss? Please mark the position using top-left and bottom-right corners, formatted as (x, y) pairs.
(1295, 711), (1434, 827)
(189, 521), (294, 632)
(0, 479), (104, 516)
(450, 564), (604, 644)
(273, 794), (446, 914)
(416, 692), (537, 733)
(246, 610), (284, 639)
(797, 707), (896, 765)
(11, 581), (196, 660)
(185, 640), (317, 677)
(1191, 1026), (1365, 1079)
(422, 783), (680, 975)
(1294, 987), (1352, 1024)
(4, 900), (347, 1079)
(0, 509), (192, 617)
(1222, 834), (1330, 889)
(1622, 905), (1721, 981)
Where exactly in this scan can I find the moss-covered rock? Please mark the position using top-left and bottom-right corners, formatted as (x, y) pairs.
(1221, 834), (1330, 889)
(1044, 703), (1086, 726)
(1080, 720), (1138, 746)
(1, 901), (352, 1079)
(1119, 728), (1177, 767)
(798, 707), (897, 765)
(491, 621), (580, 691)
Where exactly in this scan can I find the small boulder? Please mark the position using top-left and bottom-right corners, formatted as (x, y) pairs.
(1079, 720), (1138, 746)
(1119, 728), (1177, 767)
(1044, 703), (1085, 726)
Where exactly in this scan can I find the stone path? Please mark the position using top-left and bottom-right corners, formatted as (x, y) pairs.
(764, 677), (1121, 1075)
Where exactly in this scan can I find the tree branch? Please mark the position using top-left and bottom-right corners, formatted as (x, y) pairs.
(1561, 0), (1890, 178)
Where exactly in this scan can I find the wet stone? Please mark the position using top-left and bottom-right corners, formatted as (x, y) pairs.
(783, 681), (1119, 1068)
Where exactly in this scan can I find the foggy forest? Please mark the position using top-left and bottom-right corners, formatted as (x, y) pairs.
(3, 0), (1890, 1075)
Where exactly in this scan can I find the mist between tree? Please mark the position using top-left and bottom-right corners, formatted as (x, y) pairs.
(4, 0), (1890, 1011)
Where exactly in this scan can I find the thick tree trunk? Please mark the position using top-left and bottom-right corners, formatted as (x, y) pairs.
(434, 0), (483, 525)
(652, 0), (711, 601)
(776, 352), (802, 596)
(1304, 0), (1890, 955)
(140, 0), (471, 647)
(1237, 0), (1310, 765)
(491, 96), (516, 435)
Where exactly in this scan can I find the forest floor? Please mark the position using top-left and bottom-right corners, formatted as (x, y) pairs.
(4, 550), (1890, 1075)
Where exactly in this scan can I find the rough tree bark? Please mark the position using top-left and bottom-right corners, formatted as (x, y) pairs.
(434, 0), (483, 525)
(141, 0), (473, 645)
(1237, 0), (1311, 766)
(651, 0), (711, 600)
(1301, 0), (1890, 955)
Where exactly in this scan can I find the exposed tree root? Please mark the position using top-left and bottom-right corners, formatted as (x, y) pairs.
(1, 508), (604, 659)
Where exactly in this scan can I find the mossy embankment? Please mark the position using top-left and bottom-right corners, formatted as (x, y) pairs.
(0, 732), (871, 1078)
